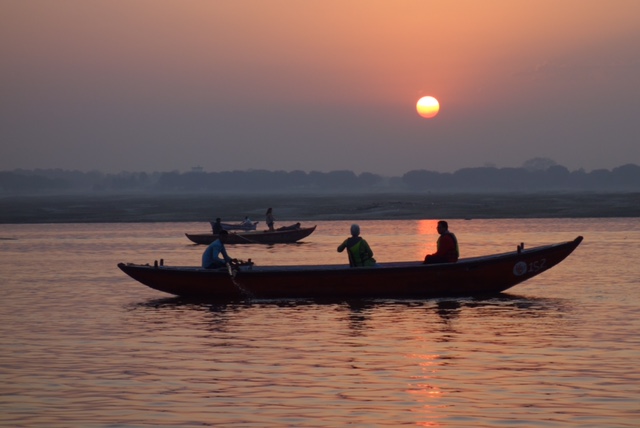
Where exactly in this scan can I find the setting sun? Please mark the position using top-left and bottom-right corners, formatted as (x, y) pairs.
(416, 96), (440, 118)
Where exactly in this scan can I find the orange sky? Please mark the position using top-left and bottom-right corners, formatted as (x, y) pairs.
(1, 1), (639, 175)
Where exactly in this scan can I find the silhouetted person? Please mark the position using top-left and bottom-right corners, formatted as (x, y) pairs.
(212, 217), (223, 234)
(277, 222), (301, 231)
(337, 224), (377, 267)
(265, 208), (275, 231)
(423, 220), (459, 264)
(202, 230), (233, 269)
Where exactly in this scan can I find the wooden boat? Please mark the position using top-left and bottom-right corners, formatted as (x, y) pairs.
(217, 221), (259, 231)
(186, 225), (317, 245)
(119, 236), (583, 299)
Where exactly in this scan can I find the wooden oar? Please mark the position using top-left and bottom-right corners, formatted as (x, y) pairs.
(225, 260), (255, 298)
(233, 233), (263, 244)
(225, 259), (254, 278)
(226, 262), (236, 278)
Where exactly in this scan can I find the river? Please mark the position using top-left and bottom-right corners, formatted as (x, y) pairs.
(0, 218), (638, 427)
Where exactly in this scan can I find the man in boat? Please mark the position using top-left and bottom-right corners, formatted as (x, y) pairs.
(277, 222), (301, 231)
(337, 224), (377, 267)
(241, 216), (253, 226)
(212, 217), (223, 234)
(202, 230), (234, 269)
(265, 208), (275, 231)
(423, 220), (459, 264)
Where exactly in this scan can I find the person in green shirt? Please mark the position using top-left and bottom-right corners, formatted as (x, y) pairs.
(337, 224), (377, 267)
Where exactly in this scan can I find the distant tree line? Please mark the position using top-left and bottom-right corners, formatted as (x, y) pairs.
(402, 164), (640, 192)
(1, 160), (640, 194)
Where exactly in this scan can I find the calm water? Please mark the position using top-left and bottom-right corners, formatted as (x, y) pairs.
(0, 219), (638, 427)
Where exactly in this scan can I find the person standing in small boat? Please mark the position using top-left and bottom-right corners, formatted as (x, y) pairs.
(337, 224), (377, 267)
(423, 220), (459, 264)
(265, 208), (275, 231)
(202, 230), (234, 269)
(212, 217), (223, 234)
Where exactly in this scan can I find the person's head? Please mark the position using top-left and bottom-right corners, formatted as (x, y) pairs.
(215, 217), (221, 223)
(266, 208), (272, 214)
(350, 224), (360, 237)
(437, 220), (449, 234)
(218, 229), (229, 241)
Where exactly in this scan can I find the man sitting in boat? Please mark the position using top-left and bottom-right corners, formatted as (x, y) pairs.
(276, 222), (301, 231)
(212, 217), (223, 234)
(202, 230), (234, 269)
(423, 220), (459, 264)
(241, 216), (253, 226)
(337, 224), (377, 267)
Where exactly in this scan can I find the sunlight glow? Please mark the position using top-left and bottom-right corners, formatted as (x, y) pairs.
(416, 96), (440, 118)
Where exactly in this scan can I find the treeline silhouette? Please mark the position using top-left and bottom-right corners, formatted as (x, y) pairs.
(2, 161), (640, 194)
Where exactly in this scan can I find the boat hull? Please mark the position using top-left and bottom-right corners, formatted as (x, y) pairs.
(186, 226), (316, 245)
(119, 236), (583, 299)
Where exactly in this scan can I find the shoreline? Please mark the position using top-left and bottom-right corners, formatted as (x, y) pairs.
(1, 192), (639, 224)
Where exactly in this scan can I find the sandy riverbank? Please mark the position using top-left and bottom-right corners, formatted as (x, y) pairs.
(1, 192), (639, 224)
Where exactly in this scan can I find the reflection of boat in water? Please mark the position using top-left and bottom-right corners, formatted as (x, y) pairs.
(186, 225), (316, 245)
(216, 221), (259, 231)
(119, 236), (583, 300)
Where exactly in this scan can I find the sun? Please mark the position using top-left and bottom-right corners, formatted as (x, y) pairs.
(416, 96), (440, 118)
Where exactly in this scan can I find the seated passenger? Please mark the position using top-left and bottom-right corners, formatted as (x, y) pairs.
(423, 220), (459, 264)
(211, 217), (223, 234)
(337, 224), (377, 267)
(277, 222), (301, 231)
(202, 230), (233, 269)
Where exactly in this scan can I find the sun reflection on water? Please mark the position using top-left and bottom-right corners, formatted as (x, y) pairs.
(407, 352), (446, 427)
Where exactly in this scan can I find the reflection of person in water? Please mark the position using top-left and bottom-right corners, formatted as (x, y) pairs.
(436, 300), (462, 326)
(337, 224), (377, 267)
(423, 220), (459, 264)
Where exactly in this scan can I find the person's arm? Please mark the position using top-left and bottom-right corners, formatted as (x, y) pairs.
(220, 244), (232, 263)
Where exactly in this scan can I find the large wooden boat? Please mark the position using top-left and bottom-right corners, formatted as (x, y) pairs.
(186, 225), (317, 245)
(119, 236), (583, 299)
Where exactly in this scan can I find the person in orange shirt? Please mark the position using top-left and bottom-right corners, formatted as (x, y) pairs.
(423, 220), (459, 264)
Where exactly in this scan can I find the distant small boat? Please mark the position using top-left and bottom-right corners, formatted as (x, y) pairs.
(187, 225), (317, 245)
(119, 236), (583, 300)
(216, 221), (259, 231)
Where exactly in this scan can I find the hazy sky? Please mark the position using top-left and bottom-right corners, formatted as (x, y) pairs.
(2, 1), (639, 176)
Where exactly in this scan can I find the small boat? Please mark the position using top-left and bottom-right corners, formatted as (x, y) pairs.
(186, 225), (317, 245)
(217, 221), (259, 231)
(119, 236), (583, 300)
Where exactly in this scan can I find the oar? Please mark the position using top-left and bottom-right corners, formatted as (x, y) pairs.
(225, 258), (254, 278)
(226, 262), (236, 278)
(234, 233), (262, 244)
(225, 260), (255, 299)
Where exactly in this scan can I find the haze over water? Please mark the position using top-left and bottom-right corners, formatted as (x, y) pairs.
(1, 218), (638, 427)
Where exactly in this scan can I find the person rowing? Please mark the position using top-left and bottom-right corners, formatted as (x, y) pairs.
(202, 230), (236, 269)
